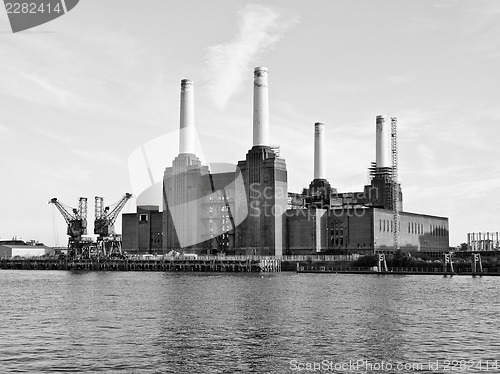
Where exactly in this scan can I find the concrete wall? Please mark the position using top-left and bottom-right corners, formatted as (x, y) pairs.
(149, 210), (163, 253)
(163, 154), (210, 251)
(0, 246), (11, 258)
(163, 158), (239, 254)
(286, 209), (314, 254)
(373, 208), (449, 252)
(286, 208), (328, 254)
(137, 207), (152, 252)
(122, 213), (138, 250)
(285, 206), (448, 255)
(122, 206), (162, 254)
(329, 208), (374, 252)
(234, 146), (288, 256)
(0, 245), (53, 258)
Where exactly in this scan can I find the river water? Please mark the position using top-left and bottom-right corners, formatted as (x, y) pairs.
(1, 270), (499, 373)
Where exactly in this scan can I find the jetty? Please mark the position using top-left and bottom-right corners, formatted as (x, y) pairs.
(296, 264), (500, 276)
(0, 255), (281, 272)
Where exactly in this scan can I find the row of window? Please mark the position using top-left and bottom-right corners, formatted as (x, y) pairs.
(431, 225), (447, 237)
(379, 219), (396, 233)
(408, 222), (424, 235)
(332, 237), (344, 246)
(378, 219), (447, 237)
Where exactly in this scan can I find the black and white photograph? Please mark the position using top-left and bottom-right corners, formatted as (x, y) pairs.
(1, 1), (500, 373)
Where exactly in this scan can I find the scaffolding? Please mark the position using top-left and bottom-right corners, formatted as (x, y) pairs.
(391, 117), (400, 251)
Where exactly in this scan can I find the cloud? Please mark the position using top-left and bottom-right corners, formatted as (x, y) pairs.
(202, 4), (299, 110)
(324, 83), (368, 94)
(37, 129), (73, 144)
(73, 149), (123, 165)
(0, 123), (10, 135)
(408, 177), (500, 202)
(388, 75), (416, 85)
(323, 75), (416, 95)
(39, 166), (90, 184)
(21, 72), (78, 105)
(433, 0), (459, 9)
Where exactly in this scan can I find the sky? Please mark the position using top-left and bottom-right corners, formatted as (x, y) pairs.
(0, 0), (499, 247)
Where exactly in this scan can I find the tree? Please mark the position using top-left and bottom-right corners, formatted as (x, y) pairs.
(391, 249), (418, 267)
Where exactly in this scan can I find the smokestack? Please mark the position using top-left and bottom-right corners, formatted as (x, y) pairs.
(376, 115), (391, 168)
(179, 79), (195, 154)
(314, 122), (326, 180)
(253, 67), (270, 147)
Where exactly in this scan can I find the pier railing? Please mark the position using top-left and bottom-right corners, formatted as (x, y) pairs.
(296, 265), (500, 275)
(0, 257), (276, 272)
(281, 254), (359, 262)
(126, 254), (360, 262)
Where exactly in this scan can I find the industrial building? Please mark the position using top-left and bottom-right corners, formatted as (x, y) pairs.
(122, 67), (449, 255)
(234, 67), (288, 256)
(0, 240), (54, 258)
(467, 232), (500, 251)
(286, 207), (449, 255)
(122, 205), (162, 254)
(285, 116), (448, 255)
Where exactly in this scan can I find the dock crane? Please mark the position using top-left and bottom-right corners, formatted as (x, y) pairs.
(94, 193), (132, 257)
(49, 197), (88, 258)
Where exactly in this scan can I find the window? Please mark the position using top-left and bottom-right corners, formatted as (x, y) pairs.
(139, 214), (148, 222)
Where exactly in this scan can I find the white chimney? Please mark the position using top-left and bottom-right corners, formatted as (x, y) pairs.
(253, 67), (270, 147)
(314, 122), (326, 180)
(179, 79), (195, 154)
(376, 115), (391, 168)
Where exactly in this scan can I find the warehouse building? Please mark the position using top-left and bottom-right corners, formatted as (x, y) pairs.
(0, 240), (54, 258)
(122, 205), (162, 254)
(286, 207), (449, 255)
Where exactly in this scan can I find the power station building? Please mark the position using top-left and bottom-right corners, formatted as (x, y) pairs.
(122, 206), (162, 253)
(122, 67), (449, 255)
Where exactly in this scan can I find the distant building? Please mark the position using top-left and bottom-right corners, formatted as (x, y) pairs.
(467, 232), (500, 251)
(286, 207), (449, 255)
(0, 242), (53, 258)
(122, 205), (162, 254)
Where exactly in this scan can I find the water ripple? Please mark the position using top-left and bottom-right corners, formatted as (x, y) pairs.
(1, 271), (500, 373)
